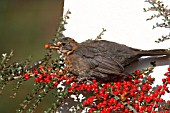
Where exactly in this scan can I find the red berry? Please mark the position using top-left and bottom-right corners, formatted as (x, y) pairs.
(134, 103), (139, 110)
(124, 108), (129, 112)
(34, 70), (39, 74)
(120, 104), (124, 109)
(134, 70), (140, 75)
(34, 78), (39, 83)
(45, 44), (50, 49)
(159, 98), (163, 102)
(65, 80), (70, 84)
(54, 81), (58, 86)
(165, 110), (169, 113)
(24, 73), (30, 80)
(147, 76), (152, 81)
(160, 90), (165, 95)
(162, 78), (166, 83)
(168, 67), (170, 72)
(142, 86), (147, 91)
(139, 74), (143, 78)
(165, 72), (170, 76)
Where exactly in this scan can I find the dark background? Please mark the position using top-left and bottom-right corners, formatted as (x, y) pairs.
(0, 0), (64, 112)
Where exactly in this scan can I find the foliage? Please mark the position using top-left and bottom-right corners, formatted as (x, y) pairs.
(144, 0), (170, 43)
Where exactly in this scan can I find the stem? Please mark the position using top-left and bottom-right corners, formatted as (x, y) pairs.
(55, 10), (71, 39)
(96, 28), (106, 40)
(17, 85), (44, 113)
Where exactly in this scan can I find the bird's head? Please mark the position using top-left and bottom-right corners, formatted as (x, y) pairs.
(49, 37), (78, 56)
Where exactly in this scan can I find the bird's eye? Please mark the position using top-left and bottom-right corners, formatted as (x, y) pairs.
(62, 43), (66, 46)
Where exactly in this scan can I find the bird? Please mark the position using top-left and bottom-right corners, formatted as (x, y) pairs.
(49, 37), (170, 82)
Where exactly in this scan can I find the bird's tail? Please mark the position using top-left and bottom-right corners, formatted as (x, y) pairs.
(139, 49), (170, 56)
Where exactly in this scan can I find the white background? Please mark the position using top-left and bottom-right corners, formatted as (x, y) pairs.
(63, 0), (170, 107)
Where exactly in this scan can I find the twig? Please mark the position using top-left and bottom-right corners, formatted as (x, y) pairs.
(95, 28), (106, 40)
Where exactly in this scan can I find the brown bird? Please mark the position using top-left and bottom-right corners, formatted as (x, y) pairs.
(50, 37), (170, 82)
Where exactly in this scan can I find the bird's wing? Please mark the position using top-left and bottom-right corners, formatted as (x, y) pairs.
(91, 56), (124, 74)
(74, 45), (124, 74)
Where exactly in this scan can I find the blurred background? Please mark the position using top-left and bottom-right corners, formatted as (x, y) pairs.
(0, 0), (64, 112)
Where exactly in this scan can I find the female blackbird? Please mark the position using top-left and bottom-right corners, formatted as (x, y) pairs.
(50, 37), (170, 82)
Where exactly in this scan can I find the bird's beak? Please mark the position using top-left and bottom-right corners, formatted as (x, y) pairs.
(50, 45), (62, 54)
(47, 42), (61, 50)
(49, 45), (60, 49)
(45, 42), (65, 55)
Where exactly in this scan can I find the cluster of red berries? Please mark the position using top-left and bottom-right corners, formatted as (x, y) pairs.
(68, 67), (170, 112)
(23, 65), (70, 87)
(23, 65), (77, 89)
(22, 65), (170, 112)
